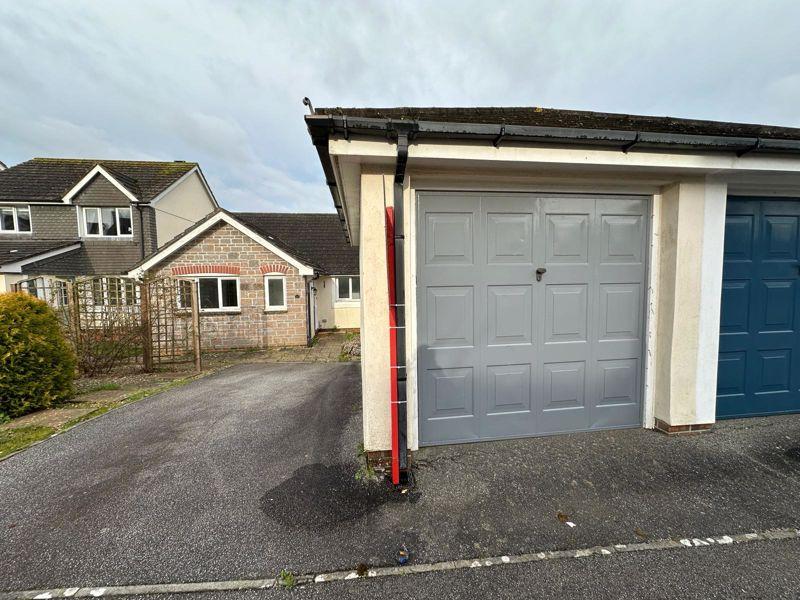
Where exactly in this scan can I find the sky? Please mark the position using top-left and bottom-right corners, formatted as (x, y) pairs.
(1, 0), (799, 213)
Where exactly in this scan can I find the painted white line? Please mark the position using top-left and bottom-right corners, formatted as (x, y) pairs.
(2, 528), (798, 600)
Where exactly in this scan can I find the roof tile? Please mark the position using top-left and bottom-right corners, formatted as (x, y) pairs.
(0, 158), (197, 203)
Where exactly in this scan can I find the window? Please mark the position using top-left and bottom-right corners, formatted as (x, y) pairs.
(197, 276), (239, 312)
(0, 206), (31, 233)
(91, 277), (139, 306)
(264, 275), (287, 311)
(54, 280), (69, 307)
(83, 207), (133, 237)
(176, 279), (194, 310)
(335, 276), (360, 301)
(19, 277), (44, 298)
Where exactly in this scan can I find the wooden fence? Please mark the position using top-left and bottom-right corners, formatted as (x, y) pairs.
(13, 275), (201, 375)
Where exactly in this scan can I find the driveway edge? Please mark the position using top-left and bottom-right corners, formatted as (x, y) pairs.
(3, 527), (798, 599)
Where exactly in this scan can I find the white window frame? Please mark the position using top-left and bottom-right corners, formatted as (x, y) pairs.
(82, 206), (134, 238)
(333, 276), (360, 303)
(90, 277), (140, 307)
(0, 205), (32, 234)
(264, 274), (287, 311)
(193, 275), (241, 313)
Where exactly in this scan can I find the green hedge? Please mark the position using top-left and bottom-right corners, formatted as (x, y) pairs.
(0, 292), (76, 419)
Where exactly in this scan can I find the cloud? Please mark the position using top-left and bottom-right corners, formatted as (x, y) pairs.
(1, 0), (799, 211)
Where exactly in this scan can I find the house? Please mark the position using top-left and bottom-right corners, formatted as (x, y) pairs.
(127, 210), (359, 349)
(0, 158), (218, 293)
(305, 105), (800, 475)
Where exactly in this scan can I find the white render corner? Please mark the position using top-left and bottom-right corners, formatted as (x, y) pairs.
(652, 179), (727, 430)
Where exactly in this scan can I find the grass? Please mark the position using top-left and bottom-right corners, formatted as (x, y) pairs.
(61, 376), (199, 430)
(76, 382), (122, 395)
(277, 569), (296, 589)
(0, 374), (202, 461)
(0, 426), (56, 459)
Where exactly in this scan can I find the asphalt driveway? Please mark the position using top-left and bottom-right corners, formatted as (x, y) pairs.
(2, 362), (800, 593)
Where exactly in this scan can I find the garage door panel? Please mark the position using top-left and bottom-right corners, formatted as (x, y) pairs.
(488, 285), (532, 346)
(545, 284), (588, 344)
(598, 283), (641, 341)
(424, 367), (475, 415)
(426, 286), (474, 348)
(720, 280), (751, 334)
(717, 197), (800, 418)
(755, 349), (792, 394)
(486, 364), (532, 414)
(419, 192), (646, 444)
(759, 280), (796, 331)
(762, 216), (798, 261)
(599, 214), (644, 264)
(717, 351), (747, 398)
(421, 367), (478, 443)
(595, 359), (638, 407)
(487, 212), (534, 265)
(425, 212), (475, 266)
(724, 214), (755, 262)
(543, 361), (586, 411)
(540, 361), (588, 433)
(545, 213), (589, 264)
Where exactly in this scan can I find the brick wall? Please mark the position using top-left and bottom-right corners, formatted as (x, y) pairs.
(150, 221), (309, 350)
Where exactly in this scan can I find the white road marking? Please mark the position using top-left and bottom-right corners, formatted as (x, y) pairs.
(2, 528), (798, 600)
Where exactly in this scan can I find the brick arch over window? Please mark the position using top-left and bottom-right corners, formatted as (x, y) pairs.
(260, 263), (292, 274)
(172, 265), (241, 275)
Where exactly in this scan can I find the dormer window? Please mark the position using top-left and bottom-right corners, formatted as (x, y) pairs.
(0, 206), (31, 233)
(84, 207), (133, 238)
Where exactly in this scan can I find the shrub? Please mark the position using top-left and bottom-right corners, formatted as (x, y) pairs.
(0, 292), (76, 418)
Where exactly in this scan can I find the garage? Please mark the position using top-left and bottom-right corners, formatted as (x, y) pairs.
(416, 192), (648, 445)
(717, 196), (800, 418)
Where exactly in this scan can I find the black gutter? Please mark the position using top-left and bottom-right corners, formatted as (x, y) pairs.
(306, 114), (800, 156)
(308, 124), (350, 243)
(306, 113), (800, 241)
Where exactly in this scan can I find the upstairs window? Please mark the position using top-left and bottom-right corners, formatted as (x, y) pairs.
(84, 207), (132, 237)
(335, 276), (360, 301)
(0, 206), (31, 233)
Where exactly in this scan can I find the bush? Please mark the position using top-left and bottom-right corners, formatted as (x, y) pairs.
(0, 292), (76, 419)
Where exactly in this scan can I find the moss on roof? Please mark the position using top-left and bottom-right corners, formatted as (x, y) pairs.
(0, 158), (198, 203)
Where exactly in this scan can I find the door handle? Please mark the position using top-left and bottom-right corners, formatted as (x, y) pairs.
(536, 267), (547, 282)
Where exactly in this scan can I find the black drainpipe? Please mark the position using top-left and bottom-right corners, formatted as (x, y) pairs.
(392, 125), (412, 480)
(305, 274), (318, 346)
(136, 204), (146, 260)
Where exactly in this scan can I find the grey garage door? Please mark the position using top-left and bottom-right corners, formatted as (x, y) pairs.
(417, 192), (647, 445)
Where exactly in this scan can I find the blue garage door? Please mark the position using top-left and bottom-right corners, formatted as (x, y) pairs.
(717, 197), (800, 418)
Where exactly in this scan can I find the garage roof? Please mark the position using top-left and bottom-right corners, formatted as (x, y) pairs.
(313, 106), (800, 142)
